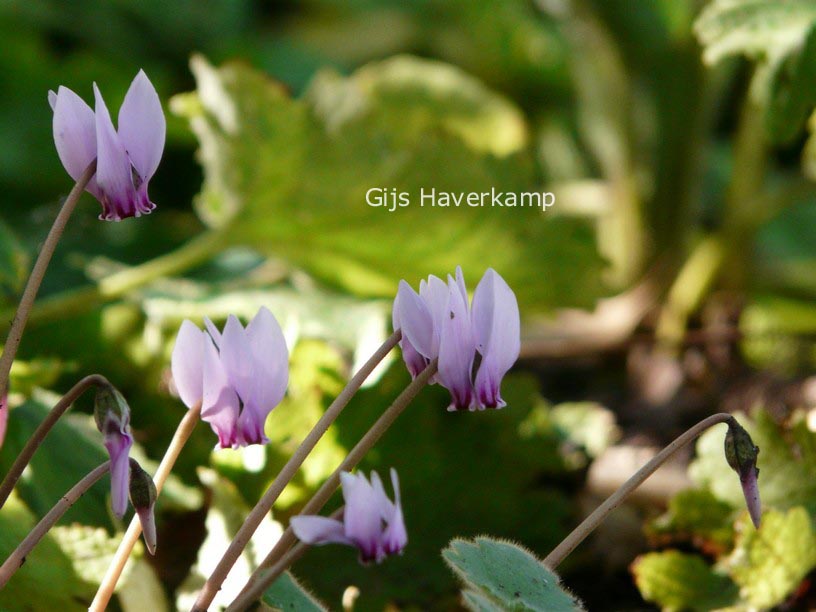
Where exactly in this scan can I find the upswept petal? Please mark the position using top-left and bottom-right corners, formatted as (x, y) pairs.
(136, 504), (157, 555)
(381, 468), (407, 554)
(171, 320), (207, 409)
(117, 70), (165, 181)
(392, 290), (429, 378)
(419, 275), (448, 354)
(201, 339), (241, 448)
(471, 269), (520, 409)
(51, 86), (101, 198)
(218, 315), (254, 400)
(340, 472), (383, 562)
(94, 84), (139, 220)
(203, 317), (222, 348)
(396, 281), (435, 358)
(245, 306), (288, 412)
(438, 277), (476, 410)
(369, 470), (396, 520)
(290, 516), (351, 546)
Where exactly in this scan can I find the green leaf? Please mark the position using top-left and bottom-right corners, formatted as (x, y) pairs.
(695, 0), (816, 141)
(262, 572), (327, 612)
(632, 550), (739, 611)
(689, 410), (816, 516)
(648, 489), (735, 550)
(0, 494), (94, 611)
(173, 55), (605, 310)
(442, 536), (584, 611)
(0, 393), (112, 528)
(727, 507), (816, 608)
(694, 0), (816, 67)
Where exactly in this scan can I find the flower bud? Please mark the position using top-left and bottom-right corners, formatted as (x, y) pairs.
(94, 384), (133, 518)
(724, 418), (761, 528)
(129, 459), (157, 555)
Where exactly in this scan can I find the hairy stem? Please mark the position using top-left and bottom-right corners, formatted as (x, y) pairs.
(543, 412), (736, 569)
(0, 374), (110, 509)
(89, 403), (202, 611)
(222, 360), (438, 611)
(226, 507), (344, 612)
(0, 162), (96, 401)
(0, 461), (110, 589)
(191, 331), (403, 611)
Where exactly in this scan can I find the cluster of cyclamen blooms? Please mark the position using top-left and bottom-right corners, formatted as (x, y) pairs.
(50, 70), (165, 221)
(393, 267), (520, 410)
(171, 307), (289, 449)
(291, 469), (407, 563)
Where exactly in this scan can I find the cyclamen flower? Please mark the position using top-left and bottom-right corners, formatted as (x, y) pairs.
(393, 267), (520, 411)
(291, 469), (407, 564)
(49, 70), (165, 221)
(171, 307), (289, 449)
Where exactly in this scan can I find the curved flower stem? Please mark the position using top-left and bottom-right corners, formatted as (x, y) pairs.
(221, 360), (438, 612)
(226, 506), (344, 612)
(0, 460), (110, 589)
(0, 162), (96, 402)
(0, 373), (110, 509)
(543, 412), (736, 569)
(191, 330), (403, 611)
(89, 402), (202, 612)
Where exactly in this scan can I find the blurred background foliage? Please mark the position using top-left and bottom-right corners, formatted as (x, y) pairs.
(3, 0), (816, 609)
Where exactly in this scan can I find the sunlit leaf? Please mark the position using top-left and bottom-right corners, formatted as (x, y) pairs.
(173, 55), (605, 309)
(727, 508), (816, 608)
(632, 550), (739, 611)
(262, 572), (328, 612)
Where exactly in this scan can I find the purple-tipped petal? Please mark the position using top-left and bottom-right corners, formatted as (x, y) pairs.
(171, 320), (207, 409)
(741, 468), (762, 528)
(291, 515), (351, 546)
(52, 86), (101, 198)
(94, 84), (141, 220)
(396, 281), (435, 358)
(438, 278), (476, 410)
(340, 472), (383, 562)
(392, 290), (429, 378)
(136, 503), (157, 555)
(118, 70), (165, 181)
(201, 339), (241, 449)
(105, 430), (133, 518)
(471, 269), (520, 409)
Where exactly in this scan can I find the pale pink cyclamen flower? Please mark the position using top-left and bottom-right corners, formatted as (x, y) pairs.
(393, 267), (520, 411)
(291, 469), (407, 564)
(49, 70), (166, 221)
(93, 385), (134, 518)
(171, 307), (289, 449)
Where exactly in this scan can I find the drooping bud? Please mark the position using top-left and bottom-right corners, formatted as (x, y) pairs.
(94, 384), (133, 518)
(724, 418), (761, 528)
(129, 459), (157, 555)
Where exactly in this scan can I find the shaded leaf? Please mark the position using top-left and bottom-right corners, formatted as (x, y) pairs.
(443, 536), (583, 611)
(648, 489), (735, 550)
(632, 550), (739, 611)
(262, 571), (328, 612)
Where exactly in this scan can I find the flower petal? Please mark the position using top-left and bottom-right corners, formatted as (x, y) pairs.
(290, 516), (351, 546)
(340, 471), (382, 562)
(171, 320), (206, 409)
(201, 338), (241, 448)
(382, 468), (407, 555)
(105, 429), (133, 518)
(396, 281), (435, 358)
(203, 317), (222, 349)
(218, 315), (253, 400)
(94, 83), (139, 220)
(117, 70), (165, 181)
(392, 289), (429, 378)
(245, 307), (288, 413)
(740, 468), (762, 529)
(438, 277), (476, 410)
(51, 86), (101, 197)
(471, 269), (520, 409)
(136, 503), (157, 555)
